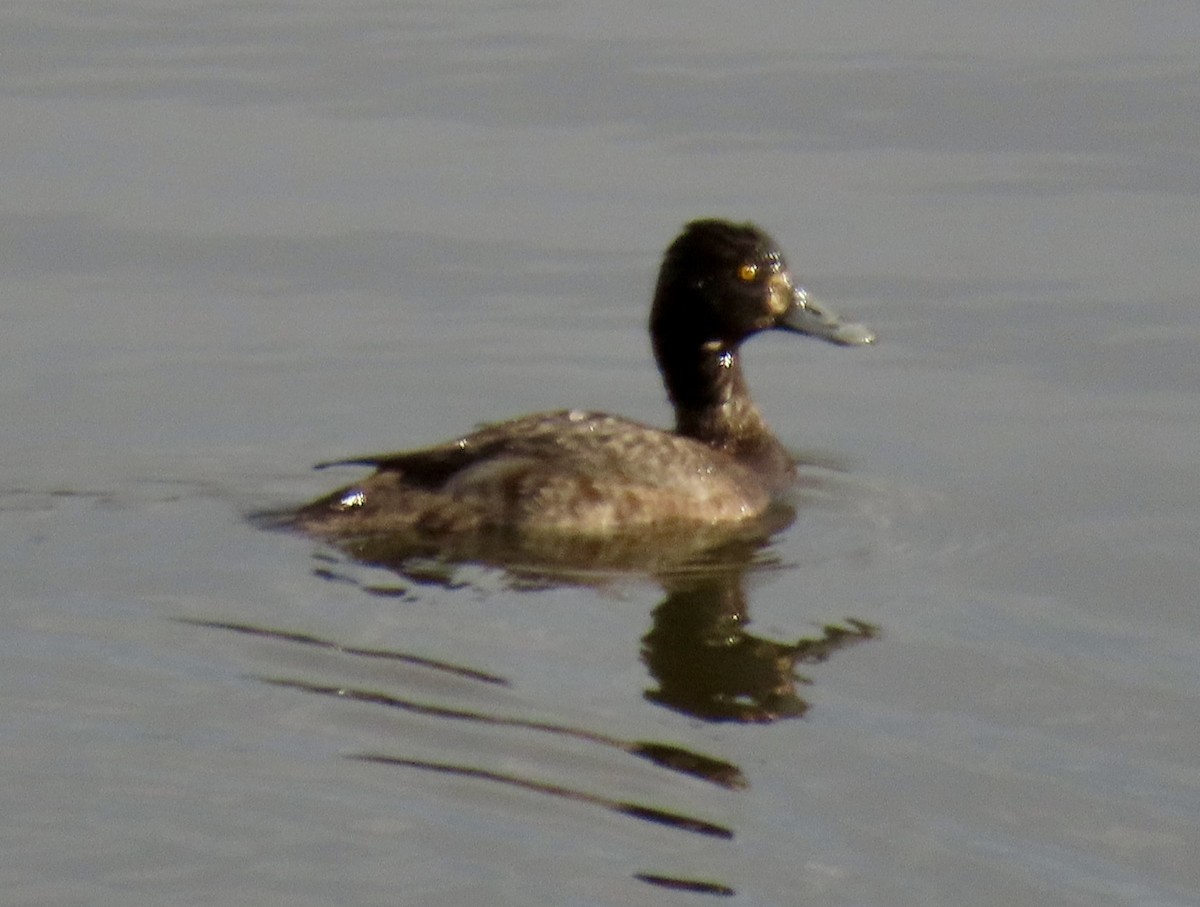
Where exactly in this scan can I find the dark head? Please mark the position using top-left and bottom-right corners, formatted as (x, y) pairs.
(650, 219), (873, 451)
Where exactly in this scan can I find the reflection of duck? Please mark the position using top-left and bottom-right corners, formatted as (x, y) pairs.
(643, 567), (878, 723)
(294, 219), (873, 545)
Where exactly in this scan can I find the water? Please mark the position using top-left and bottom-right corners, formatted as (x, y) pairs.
(3, 2), (1199, 904)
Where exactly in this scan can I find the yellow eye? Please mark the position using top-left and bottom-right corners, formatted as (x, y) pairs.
(738, 262), (758, 282)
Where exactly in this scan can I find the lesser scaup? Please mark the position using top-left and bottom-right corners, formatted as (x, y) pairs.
(294, 219), (873, 540)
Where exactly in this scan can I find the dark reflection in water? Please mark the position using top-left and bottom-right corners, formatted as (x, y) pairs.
(645, 570), (877, 722)
(352, 754), (734, 839)
(178, 617), (508, 686)
(635, 873), (736, 897)
(264, 498), (800, 588)
(274, 493), (877, 725)
(258, 675), (746, 790)
(235, 486), (877, 896)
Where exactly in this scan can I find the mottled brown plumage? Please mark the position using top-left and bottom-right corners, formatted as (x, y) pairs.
(293, 219), (873, 544)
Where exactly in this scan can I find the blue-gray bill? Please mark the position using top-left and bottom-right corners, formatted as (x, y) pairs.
(780, 287), (875, 346)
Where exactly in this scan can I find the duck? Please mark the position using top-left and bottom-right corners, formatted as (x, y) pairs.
(293, 219), (873, 542)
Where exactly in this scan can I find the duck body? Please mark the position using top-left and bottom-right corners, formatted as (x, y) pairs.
(294, 219), (873, 543)
(297, 409), (779, 537)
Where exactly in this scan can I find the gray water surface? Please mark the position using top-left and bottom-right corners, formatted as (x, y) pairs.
(3, 2), (1199, 905)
